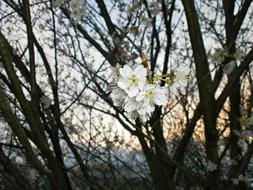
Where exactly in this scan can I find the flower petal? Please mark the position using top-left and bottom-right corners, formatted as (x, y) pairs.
(138, 80), (147, 91)
(153, 88), (168, 105)
(134, 65), (147, 79)
(128, 86), (139, 97)
(119, 65), (133, 78)
(154, 94), (167, 106)
(117, 78), (128, 90)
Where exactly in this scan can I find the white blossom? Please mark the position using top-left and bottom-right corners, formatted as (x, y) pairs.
(118, 64), (147, 97)
(111, 61), (171, 122)
(126, 110), (139, 121)
(174, 65), (189, 85)
(169, 65), (189, 94)
(211, 48), (242, 64)
(138, 103), (155, 122)
(211, 48), (227, 64)
(123, 97), (142, 113)
(136, 84), (168, 106)
(110, 86), (126, 107)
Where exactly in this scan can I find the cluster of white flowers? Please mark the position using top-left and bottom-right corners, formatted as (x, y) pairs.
(110, 62), (189, 122)
(168, 65), (189, 93)
(211, 48), (242, 75)
(211, 48), (242, 64)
